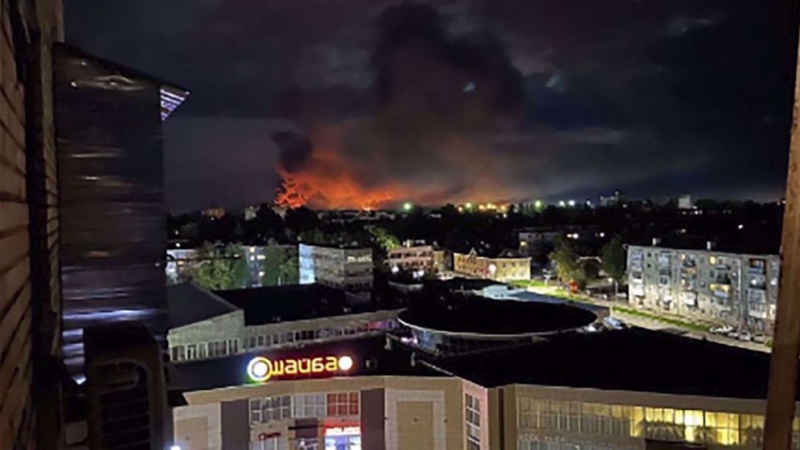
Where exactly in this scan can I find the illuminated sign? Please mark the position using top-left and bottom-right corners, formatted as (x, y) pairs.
(247, 355), (354, 382)
(324, 426), (360, 437)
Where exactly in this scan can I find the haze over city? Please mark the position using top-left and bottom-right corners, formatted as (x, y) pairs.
(67, 0), (798, 211)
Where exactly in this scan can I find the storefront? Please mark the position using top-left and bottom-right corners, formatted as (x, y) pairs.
(324, 426), (361, 450)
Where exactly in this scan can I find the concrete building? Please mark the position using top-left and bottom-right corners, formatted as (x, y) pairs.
(170, 326), (800, 450)
(453, 248), (531, 282)
(167, 283), (400, 364)
(0, 2), (64, 448)
(388, 242), (435, 273)
(627, 243), (780, 334)
(299, 244), (373, 291)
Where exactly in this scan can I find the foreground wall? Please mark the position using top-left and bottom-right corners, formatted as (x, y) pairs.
(0, 1), (63, 449)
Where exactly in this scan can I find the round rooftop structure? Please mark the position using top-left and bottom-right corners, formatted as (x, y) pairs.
(398, 297), (598, 355)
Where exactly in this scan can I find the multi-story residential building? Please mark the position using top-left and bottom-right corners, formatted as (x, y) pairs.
(299, 244), (373, 291)
(388, 242), (435, 273)
(627, 242), (780, 334)
(453, 248), (531, 282)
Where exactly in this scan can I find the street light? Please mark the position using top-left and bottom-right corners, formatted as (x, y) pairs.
(403, 202), (413, 212)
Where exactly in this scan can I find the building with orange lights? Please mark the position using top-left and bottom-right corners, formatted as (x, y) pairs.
(388, 242), (436, 273)
(453, 248), (531, 282)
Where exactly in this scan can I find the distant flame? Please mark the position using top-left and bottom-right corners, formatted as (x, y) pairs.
(275, 146), (400, 210)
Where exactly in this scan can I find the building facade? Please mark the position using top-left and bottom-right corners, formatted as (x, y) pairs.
(388, 244), (435, 273)
(503, 384), (797, 450)
(168, 309), (401, 364)
(453, 249), (531, 282)
(0, 2), (64, 449)
(627, 244), (780, 334)
(299, 244), (373, 291)
(173, 359), (800, 450)
(175, 376), (489, 450)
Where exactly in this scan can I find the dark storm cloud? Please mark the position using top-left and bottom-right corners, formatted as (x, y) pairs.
(67, 0), (799, 210)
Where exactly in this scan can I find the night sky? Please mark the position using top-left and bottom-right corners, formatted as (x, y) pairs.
(66, 0), (798, 211)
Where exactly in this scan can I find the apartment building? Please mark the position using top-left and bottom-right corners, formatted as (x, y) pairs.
(388, 242), (435, 273)
(453, 248), (531, 282)
(299, 244), (374, 291)
(627, 242), (780, 334)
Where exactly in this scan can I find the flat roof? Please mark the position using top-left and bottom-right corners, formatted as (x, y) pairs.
(173, 335), (439, 392)
(213, 284), (399, 326)
(173, 329), (798, 401)
(428, 328), (791, 399)
(399, 296), (596, 335)
(168, 283), (239, 329)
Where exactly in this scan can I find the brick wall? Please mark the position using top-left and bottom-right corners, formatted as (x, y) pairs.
(0, 1), (62, 449)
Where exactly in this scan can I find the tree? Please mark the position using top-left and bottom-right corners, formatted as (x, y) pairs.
(601, 236), (627, 283)
(549, 239), (579, 284)
(285, 207), (320, 235)
(187, 244), (249, 290)
(259, 246), (299, 286)
(370, 227), (400, 252)
(245, 205), (285, 243)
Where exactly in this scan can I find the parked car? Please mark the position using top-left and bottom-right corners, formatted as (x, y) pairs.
(738, 331), (752, 342)
(753, 333), (767, 344)
(710, 325), (733, 335)
(727, 330), (740, 339)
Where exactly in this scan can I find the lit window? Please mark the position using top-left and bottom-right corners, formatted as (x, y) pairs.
(326, 392), (359, 416)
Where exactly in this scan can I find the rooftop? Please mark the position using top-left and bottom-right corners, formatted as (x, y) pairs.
(173, 328), (800, 401)
(399, 296), (597, 335)
(629, 236), (779, 256)
(168, 283), (239, 329)
(213, 284), (399, 326)
(453, 247), (529, 259)
(428, 327), (791, 399)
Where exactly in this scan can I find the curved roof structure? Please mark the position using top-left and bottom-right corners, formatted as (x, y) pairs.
(399, 297), (597, 338)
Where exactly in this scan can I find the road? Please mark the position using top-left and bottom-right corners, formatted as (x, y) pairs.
(519, 284), (771, 353)
(610, 309), (769, 353)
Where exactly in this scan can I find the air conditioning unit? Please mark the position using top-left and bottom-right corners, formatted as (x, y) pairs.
(84, 323), (172, 450)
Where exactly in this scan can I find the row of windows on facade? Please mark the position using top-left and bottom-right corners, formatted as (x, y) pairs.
(516, 398), (800, 448)
(466, 394), (481, 450)
(249, 392), (360, 424)
(518, 437), (639, 450)
(170, 321), (397, 362)
(252, 436), (360, 450)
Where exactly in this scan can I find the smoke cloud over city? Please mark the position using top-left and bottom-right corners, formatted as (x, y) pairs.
(273, 3), (527, 209)
(66, 0), (798, 211)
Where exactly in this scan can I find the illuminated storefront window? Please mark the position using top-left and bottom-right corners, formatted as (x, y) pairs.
(324, 426), (361, 450)
(515, 397), (800, 448)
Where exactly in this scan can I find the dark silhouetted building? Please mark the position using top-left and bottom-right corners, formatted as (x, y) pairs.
(54, 44), (188, 379)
